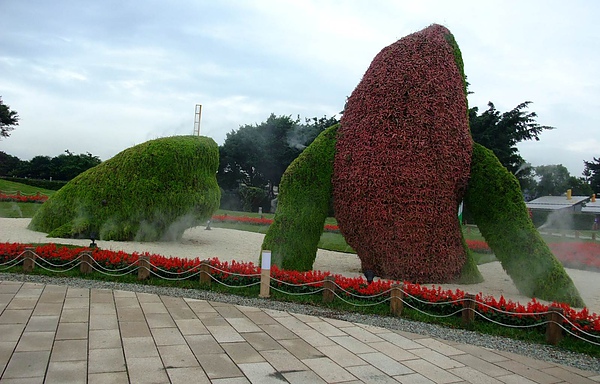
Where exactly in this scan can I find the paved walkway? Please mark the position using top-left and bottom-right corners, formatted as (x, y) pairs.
(0, 281), (598, 384)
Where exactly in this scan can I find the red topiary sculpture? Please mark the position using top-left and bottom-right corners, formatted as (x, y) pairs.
(333, 24), (472, 282)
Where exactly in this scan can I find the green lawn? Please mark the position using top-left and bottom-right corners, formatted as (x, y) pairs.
(0, 179), (56, 196)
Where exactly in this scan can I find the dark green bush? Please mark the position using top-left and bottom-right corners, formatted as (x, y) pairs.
(29, 136), (220, 241)
(465, 143), (584, 307)
(262, 124), (338, 270)
(531, 210), (596, 231)
(1, 177), (67, 190)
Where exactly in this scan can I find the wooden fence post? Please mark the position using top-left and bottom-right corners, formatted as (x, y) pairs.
(79, 252), (93, 274)
(322, 275), (336, 303)
(22, 247), (36, 273)
(137, 256), (150, 280)
(546, 307), (564, 345)
(575, 231), (580, 239)
(592, 232), (597, 241)
(462, 294), (476, 326)
(259, 251), (271, 298)
(199, 260), (211, 286)
(390, 284), (404, 316)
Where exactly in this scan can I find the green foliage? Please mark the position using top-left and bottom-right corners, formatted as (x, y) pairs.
(218, 114), (339, 209)
(469, 101), (553, 177)
(534, 164), (571, 197)
(28, 136), (220, 241)
(237, 185), (268, 212)
(583, 157), (600, 194)
(0, 179), (57, 196)
(3, 150), (101, 181)
(465, 143), (584, 307)
(0, 96), (19, 138)
(443, 32), (467, 93)
(262, 124), (338, 270)
(0, 177), (67, 191)
(0, 152), (22, 177)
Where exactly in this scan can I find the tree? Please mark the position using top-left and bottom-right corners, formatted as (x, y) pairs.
(568, 176), (593, 196)
(218, 114), (338, 210)
(469, 101), (553, 187)
(533, 164), (571, 197)
(5, 150), (101, 181)
(0, 97), (20, 139)
(0, 151), (23, 176)
(583, 157), (600, 194)
(50, 150), (101, 180)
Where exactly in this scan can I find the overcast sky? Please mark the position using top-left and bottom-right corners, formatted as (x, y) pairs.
(1, 0), (598, 176)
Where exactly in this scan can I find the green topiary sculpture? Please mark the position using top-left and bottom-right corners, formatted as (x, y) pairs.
(465, 143), (584, 306)
(262, 124), (338, 270)
(29, 135), (220, 241)
(261, 24), (584, 307)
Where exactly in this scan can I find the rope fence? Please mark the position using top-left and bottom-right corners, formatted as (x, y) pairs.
(4, 247), (599, 347)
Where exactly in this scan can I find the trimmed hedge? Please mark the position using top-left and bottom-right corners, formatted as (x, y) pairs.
(333, 24), (473, 283)
(1, 177), (67, 190)
(531, 210), (596, 231)
(261, 124), (339, 270)
(465, 143), (584, 307)
(28, 136), (220, 241)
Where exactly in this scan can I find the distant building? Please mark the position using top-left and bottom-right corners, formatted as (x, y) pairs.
(525, 195), (589, 213)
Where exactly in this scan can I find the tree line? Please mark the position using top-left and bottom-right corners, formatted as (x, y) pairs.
(2, 96), (599, 209)
(0, 150), (102, 181)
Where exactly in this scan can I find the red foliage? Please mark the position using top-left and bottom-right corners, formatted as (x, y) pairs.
(0, 241), (598, 336)
(465, 240), (600, 272)
(211, 215), (341, 232)
(0, 192), (48, 203)
(332, 24), (472, 283)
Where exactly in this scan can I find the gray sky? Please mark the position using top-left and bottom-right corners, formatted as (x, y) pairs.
(1, 0), (598, 177)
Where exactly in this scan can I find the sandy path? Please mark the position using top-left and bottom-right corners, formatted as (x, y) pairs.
(1, 218), (598, 314)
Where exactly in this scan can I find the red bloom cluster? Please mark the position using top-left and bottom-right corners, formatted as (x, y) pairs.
(211, 215), (273, 226)
(1, 241), (598, 340)
(211, 215), (341, 232)
(332, 24), (472, 283)
(0, 192), (48, 203)
(549, 242), (600, 271)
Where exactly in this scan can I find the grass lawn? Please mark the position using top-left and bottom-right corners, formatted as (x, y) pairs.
(0, 179), (56, 196)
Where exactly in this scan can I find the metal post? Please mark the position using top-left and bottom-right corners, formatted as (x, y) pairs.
(193, 104), (202, 136)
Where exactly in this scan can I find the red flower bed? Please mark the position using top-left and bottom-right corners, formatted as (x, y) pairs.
(0, 242), (598, 340)
(465, 239), (600, 272)
(211, 214), (341, 232)
(548, 242), (600, 271)
(211, 215), (273, 226)
(211, 216), (600, 272)
(0, 192), (48, 203)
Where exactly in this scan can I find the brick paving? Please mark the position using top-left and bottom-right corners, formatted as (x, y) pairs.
(0, 281), (598, 383)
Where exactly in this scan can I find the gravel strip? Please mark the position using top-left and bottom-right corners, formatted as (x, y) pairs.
(1, 272), (598, 374)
